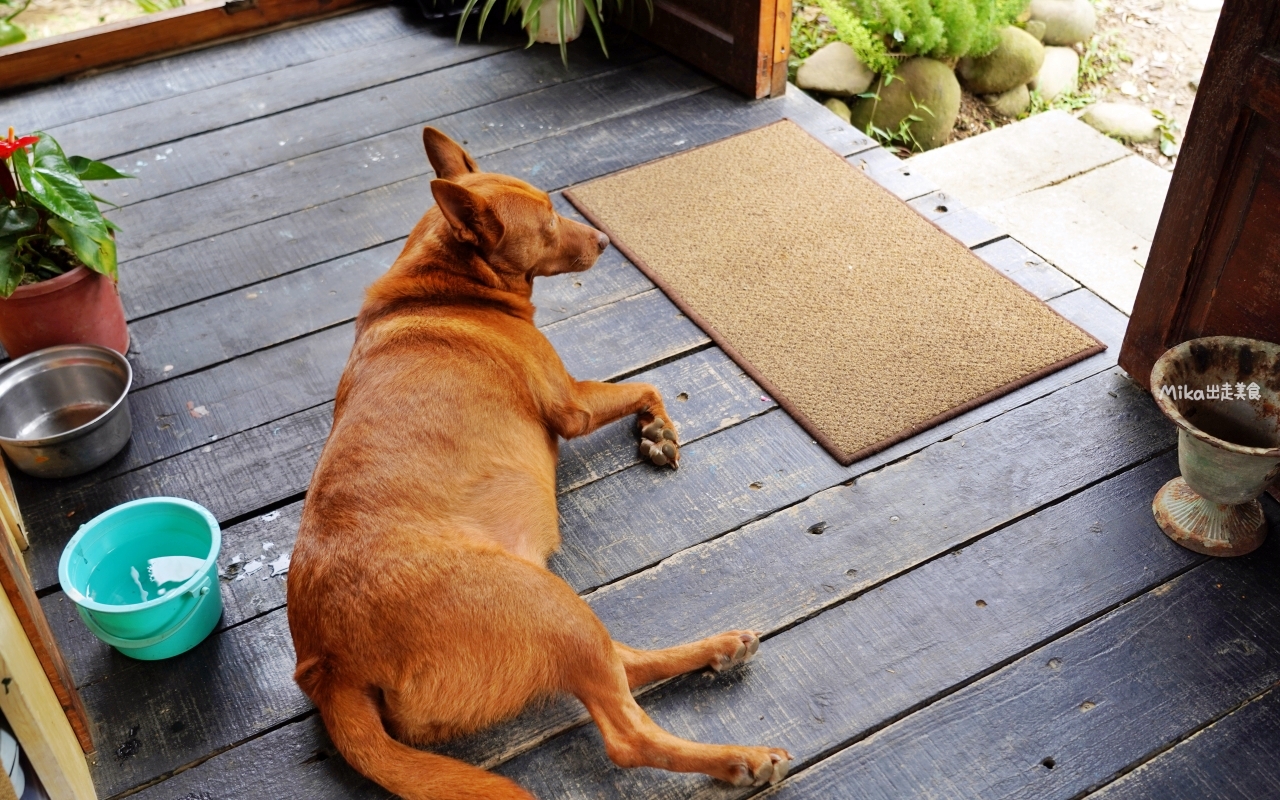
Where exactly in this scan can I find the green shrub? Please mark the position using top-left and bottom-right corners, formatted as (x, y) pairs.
(800, 0), (1029, 74)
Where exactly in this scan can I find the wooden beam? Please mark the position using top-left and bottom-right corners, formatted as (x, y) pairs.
(0, 0), (370, 91)
(770, 0), (791, 97)
(0, 589), (95, 800)
(0, 505), (91, 754)
(0, 461), (26, 553)
(1247, 49), (1280, 124)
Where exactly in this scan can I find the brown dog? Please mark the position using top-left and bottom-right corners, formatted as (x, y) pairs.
(287, 128), (791, 799)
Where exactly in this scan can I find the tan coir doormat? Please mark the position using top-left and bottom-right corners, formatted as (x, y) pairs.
(564, 120), (1105, 465)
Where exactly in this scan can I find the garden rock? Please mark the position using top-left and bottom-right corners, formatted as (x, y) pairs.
(985, 84), (1031, 117)
(1081, 103), (1159, 143)
(797, 42), (875, 97)
(850, 57), (961, 151)
(824, 97), (853, 124)
(1032, 46), (1079, 101)
(1024, 20), (1046, 41)
(1029, 0), (1096, 46)
(956, 27), (1045, 95)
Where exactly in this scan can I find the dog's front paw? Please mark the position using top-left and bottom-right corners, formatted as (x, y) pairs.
(637, 413), (679, 469)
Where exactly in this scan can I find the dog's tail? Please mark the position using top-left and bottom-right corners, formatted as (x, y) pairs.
(306, 663), (534, 800)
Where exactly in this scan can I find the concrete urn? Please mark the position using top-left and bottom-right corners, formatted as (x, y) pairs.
(1150, 337), (1280, 556)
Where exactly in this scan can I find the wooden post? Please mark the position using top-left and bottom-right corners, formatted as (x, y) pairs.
(0, 468), (92, 755)
(0, 589), (96, 800)
(620, 0), (791, 99)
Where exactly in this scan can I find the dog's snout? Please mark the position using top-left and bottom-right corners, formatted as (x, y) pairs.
(595, 231), (610, 252)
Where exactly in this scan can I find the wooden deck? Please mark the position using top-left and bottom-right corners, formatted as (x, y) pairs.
(6, 5), (1280, 798)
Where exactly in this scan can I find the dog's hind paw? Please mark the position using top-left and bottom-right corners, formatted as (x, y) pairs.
(710, 630), (761, 672)
(637, 414), (679, 469)
(725, 748), (792, 787)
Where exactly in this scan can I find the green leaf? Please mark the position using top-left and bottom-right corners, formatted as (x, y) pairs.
(47, 217), (117, 280)
(89, 192), (121, 209)
(13, 133), (110, 235)
(0, 205), (37, 236)
(0, 234), (21, 297)
(582, 0), (608, 57)
(68, 155), (133, 182)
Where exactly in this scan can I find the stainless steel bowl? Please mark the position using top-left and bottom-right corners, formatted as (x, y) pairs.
(0, 345), (133, 478)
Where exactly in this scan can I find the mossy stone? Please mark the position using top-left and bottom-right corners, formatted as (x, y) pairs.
(1029, 0), (1096, 46)
(956, 26), (1046, 95)
(984, 84), (1031, 117)
(797, 41), (875, 97)
(850, 57), (961, 152)
(823, 97), (853, 124)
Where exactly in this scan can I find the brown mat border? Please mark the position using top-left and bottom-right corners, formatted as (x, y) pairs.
(564, 119), (1107, 466)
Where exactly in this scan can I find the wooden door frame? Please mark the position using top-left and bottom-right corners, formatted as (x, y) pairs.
(1119, 0), (1280, 388)
(620, 0), (791, 99)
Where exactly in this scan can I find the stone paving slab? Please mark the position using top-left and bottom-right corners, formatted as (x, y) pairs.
(906, 110), (1131, 207)
(1051, 155), (1173, 242)
(979, 184), (1147, 314)
(907, 112), (1171, 315)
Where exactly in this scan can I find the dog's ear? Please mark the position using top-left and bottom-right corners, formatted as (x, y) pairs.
(423, 127), (479, 180)
(431, 179), (505, 249)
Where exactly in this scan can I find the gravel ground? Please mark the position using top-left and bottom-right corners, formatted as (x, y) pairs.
(1089, 0), (1221, 168)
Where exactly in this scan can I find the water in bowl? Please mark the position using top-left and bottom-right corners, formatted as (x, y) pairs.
(85, 547), (206, 605)
(16, 401), (110, 439)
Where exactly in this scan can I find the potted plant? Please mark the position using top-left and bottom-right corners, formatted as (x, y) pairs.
(0, 129), (131, 358)
(457, 0), (651, 61)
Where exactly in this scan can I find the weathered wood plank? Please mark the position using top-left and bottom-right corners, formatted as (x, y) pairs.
(975, 236), (1082, 302)
(124, 713), (386, 800)
(495, 453), (1204, 798)
(114, 84), (868, 321)
(846, 146), (939, 201)
(0, 5), (420, 132)
(110, 58), (714, 260)
(84, 42), (646, 208)
(759, 505), (1280, 800)
(50, 27), (524, 168)
(1091, 685), (1280, 800)
(124, 236), (651, 387)
(907, 190), (1003, 248)
(84, 609), (308, 798)
(72, 370), (1177, 798)
(555, 350), (774, 496)
(43, 348), (777, 690)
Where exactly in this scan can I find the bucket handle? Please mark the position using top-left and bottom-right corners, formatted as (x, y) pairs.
(81, 577), (212, 650)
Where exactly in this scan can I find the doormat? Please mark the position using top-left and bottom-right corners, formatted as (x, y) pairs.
(565, 120), (1105, 465)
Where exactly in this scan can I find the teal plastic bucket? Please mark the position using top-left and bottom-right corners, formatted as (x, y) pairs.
(58, 497), (222, 661)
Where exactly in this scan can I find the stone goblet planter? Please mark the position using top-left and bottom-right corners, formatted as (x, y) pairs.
(1150, 336), (1280, 557)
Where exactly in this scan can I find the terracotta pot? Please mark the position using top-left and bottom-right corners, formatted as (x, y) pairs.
(0, 266), (129, 359)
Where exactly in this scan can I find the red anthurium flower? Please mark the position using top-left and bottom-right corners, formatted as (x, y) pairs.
(0, 127), (38, 160)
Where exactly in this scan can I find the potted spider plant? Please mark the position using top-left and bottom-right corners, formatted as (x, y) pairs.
(0, 129), (132, 358)
(458, 0), (650, 61)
